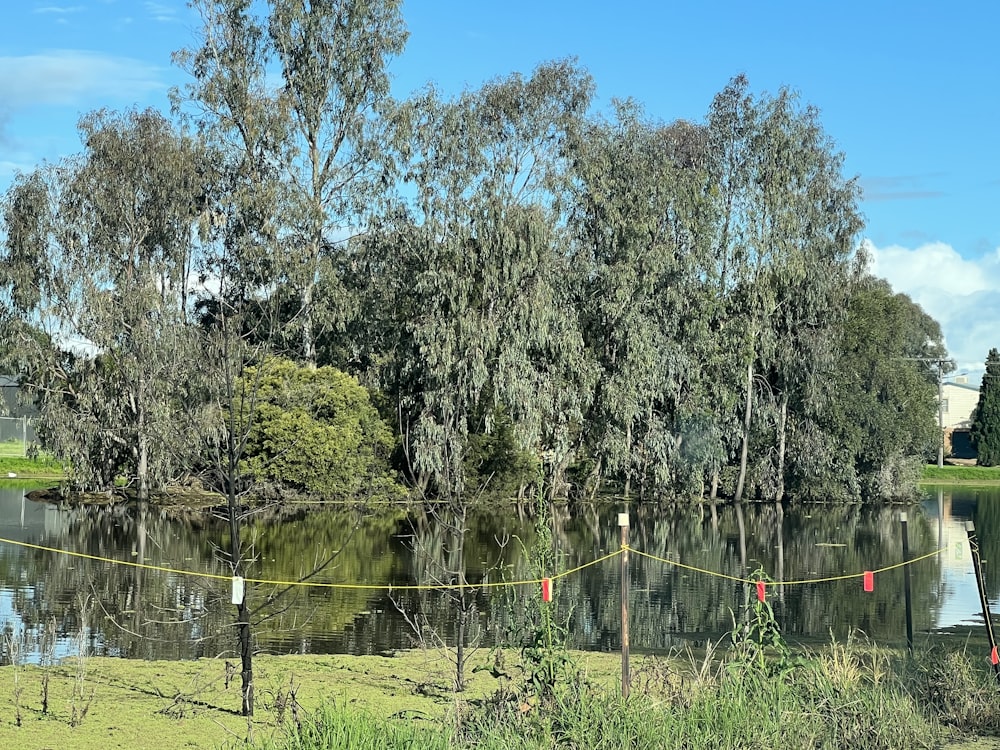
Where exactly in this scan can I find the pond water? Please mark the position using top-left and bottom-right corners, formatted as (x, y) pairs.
(0, 484), (995, 663)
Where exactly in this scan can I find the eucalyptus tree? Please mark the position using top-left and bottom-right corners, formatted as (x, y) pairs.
(744, 90), (863, 502)
(176, 0), (407, 366)
(361, 61), (595, 501)
(818, 278), (945, 499)
(173, 0), (407, 715)
(0, 109), (207, 500)
(171, 3), (288, 718)
(567, 105), (718, 499)
(704, 77), (862, 502)
(348, 63), (594, 691)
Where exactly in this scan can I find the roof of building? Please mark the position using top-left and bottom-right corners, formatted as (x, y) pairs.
(943, 381), (979, 392)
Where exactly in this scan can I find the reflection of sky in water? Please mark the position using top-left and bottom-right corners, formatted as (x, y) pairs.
(0, 587), (85, 663)
(922, 490), (995, 631)
(0, 488), (88, 662)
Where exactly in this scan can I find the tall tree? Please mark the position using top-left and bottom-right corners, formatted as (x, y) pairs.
(748, 90), (863, 502)
(176, 0), (407, 366)
(359, 61), (594, 500)
(704, 77), (862, 503)
(813, 277), (946, 499)
(0, 109), (207, 500)
(172, 1), (290, 717)
(972, 348), (1000, 466)
(568, 104), (716, 499)
(173, 0), (407, 714)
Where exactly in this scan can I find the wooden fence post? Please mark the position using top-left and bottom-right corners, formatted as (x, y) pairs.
(619, 511), (630, 699)
(900, 511), (913, 655)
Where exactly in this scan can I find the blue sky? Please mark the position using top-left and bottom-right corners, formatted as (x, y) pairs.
(3, 0), (998, 378)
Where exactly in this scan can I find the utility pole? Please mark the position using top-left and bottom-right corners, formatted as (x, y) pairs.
(937, 360), (944, 468)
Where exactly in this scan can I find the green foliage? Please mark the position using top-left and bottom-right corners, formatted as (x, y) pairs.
(972, 348), (1000, 466)
(807, 278), (944, 500)
(512, 500), (577, 704)
(0, 110), (209, 499)
(355, 60), (595, 500)
(0, 4), (951, 508)
(253, 701), (451, 750)
(458, 643), (938, 750)
(463, 409), (541, 499)
(909, 645), (1000, 735)
(728, 569), (791, 676)
(241, 359), (403, 499)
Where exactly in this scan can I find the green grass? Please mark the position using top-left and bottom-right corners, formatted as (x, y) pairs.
(0, 454), (63, 479)
(0, 643), (993, 749)
(921, 464), (1000, 483)
(0, 440), (27, 457)
(254, 642), (988, 750)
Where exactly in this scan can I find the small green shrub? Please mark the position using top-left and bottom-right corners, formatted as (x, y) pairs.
(240, 359), (404, 499)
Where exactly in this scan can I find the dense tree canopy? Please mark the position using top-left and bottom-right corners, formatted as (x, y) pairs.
(0, 10), (954, 718)
(0, 7), (950, 505)
(972, 349), (1000, 466)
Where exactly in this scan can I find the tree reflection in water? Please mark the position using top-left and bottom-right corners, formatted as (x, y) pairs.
(0, 485), (993, 663)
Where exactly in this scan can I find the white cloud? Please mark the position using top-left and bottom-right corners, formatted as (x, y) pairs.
(144, 1), (177, 22)
(0, 51), (165, 111)
(864, 239), (1000, 378)
(33, 5), (85, 13)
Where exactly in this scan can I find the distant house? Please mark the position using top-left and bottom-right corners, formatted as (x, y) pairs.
(941, 378), (980, 459)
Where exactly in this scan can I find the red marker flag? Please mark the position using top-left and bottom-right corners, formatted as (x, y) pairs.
(863, 571), (874, 592)
(756, 581), (766, 602)
(991, 646), (998, 666)
(541, 578), (552, 603)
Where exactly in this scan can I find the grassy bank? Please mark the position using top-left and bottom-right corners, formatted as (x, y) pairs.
(0, 454), (63, 480)
(921, 464), (1000, 484)
(0, 642), (997, 749)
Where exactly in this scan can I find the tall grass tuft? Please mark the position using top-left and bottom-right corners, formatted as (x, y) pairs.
(910, 644), (1000, 735)
(252, 702), (451, 750)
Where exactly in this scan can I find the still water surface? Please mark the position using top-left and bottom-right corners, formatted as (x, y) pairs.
(0, 485), (994, 663)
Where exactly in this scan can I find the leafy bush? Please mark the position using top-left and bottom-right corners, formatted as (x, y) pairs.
(242, 359), (404, 499)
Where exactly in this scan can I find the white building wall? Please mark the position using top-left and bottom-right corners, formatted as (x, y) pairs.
(941, 382), (979, 429)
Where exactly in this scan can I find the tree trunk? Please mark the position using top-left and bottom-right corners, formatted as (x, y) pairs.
(708, 471), (719, 528)
(775, 393), (788, 502)
(137, 429), (149, 503)
(623, 422), (632, 500)
(237, 596), (253, 716)
(734, 360), (754, 504)
(586, 456), (603, 502)
(301, 280), (316, 368)
(774, 500), (785, 604)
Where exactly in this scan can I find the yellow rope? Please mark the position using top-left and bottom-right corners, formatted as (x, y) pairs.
(0, 536), (236, 581)
(551, 547), (624, 580)
(628, 544), (946, 586)
(0, 536), (615, 591)
(0, 535), (942, 592)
